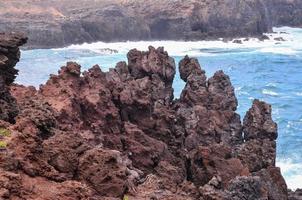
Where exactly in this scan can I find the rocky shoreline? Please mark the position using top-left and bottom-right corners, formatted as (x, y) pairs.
(1, 32), (301, 199)
(0, 0), (301, 49)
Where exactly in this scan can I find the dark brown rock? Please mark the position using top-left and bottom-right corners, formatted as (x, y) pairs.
(127, 46), (176, 85)
(243, 99), (278, 141)
(274, 37), (286, 41)
(179, 56), (205, 83)
(78, 148), (129, 198)
(178, 57), (242, 147)
(188, 144), (249, 187)
(226, 176), (269, 200)
(0, 33), (27, 123)
(236, 139), (276, 172)
(208, 71), (238, 111)
(255, 166), (288, 200)
(289, 189), (302, 200)
(259, 34), (270, 41)
(232, 39), (243, 44)
(0, 78), (18, 123)
(0, 32), (27, 85)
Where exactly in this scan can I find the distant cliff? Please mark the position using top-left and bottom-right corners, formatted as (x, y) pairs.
(265, 0), (302, 27)
(0, 0), (301, 49)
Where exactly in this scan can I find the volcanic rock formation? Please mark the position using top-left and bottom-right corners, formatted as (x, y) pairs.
(0, 33), (292, 199)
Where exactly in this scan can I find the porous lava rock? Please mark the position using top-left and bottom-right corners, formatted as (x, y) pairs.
(0, 33), (293, 199)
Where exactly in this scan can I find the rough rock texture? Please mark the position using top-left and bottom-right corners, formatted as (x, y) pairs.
(1, 0), (301, 49)
(0, 33), (293, 199)
(0, 33), (27, 123)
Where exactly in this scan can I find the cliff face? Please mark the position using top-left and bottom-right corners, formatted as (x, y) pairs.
(1, 0), (301, 49)
(0, 0), (289, 49)
(0, 33), (293, 199)
(265, 0), (302, 27)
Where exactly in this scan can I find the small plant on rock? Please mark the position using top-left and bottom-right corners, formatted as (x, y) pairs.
(123, 195), (129, 200)
(0, 141), (7, 149)
(0, 127), (11, 137)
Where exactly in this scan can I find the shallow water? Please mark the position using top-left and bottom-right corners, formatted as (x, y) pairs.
(16, 27), (302, 189)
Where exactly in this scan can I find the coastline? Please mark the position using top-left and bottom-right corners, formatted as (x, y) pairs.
(1, 0), (301, 49)
(14, 26), (302, 192)
(0, 35), (291, 199)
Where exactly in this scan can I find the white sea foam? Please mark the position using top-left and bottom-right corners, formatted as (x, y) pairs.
(262, 89), (279, 96)
(266, 83), (277, 87)
(277, 159), (302, 190)
(57, 27), (302, 57)
(259, 47), (297, 55)
(295, 92), (302, 96)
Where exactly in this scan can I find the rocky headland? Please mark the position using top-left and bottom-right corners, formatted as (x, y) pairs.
(0, 0), (302, 49)
(0, 33), (301, 199)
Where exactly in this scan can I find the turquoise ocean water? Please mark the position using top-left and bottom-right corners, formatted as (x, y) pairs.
(16, 27), (302, 189)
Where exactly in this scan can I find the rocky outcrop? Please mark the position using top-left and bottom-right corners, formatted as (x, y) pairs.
(0, 33), (292, 199)
(0, 33), (27, 123)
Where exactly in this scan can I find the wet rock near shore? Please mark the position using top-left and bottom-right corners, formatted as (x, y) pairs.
(0, 32), (295, 199)
(289, 189), (302, 200)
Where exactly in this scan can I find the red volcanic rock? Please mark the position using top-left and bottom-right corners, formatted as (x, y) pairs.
(208, 71), (238, 111)
(236, 139), (276, 172)
(178, 56), (242, 147)
(127, 46), (176, 85)
(179, 56), (208, 107)
(0, 34), (291, 199)
(243, 99), (278, 141)
(189, 144), (249, 188)
(0, 169), (23, 199)
(40, 62), (121, 139)
(179, 55), (205, 83)
(122, 122), (167, 173)
(255, 166), (288, 200)
(236, 100), (280, 176)
(78, 148), (129, 198)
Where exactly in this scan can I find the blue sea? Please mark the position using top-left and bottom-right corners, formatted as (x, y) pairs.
(16, 27), (302, 190)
